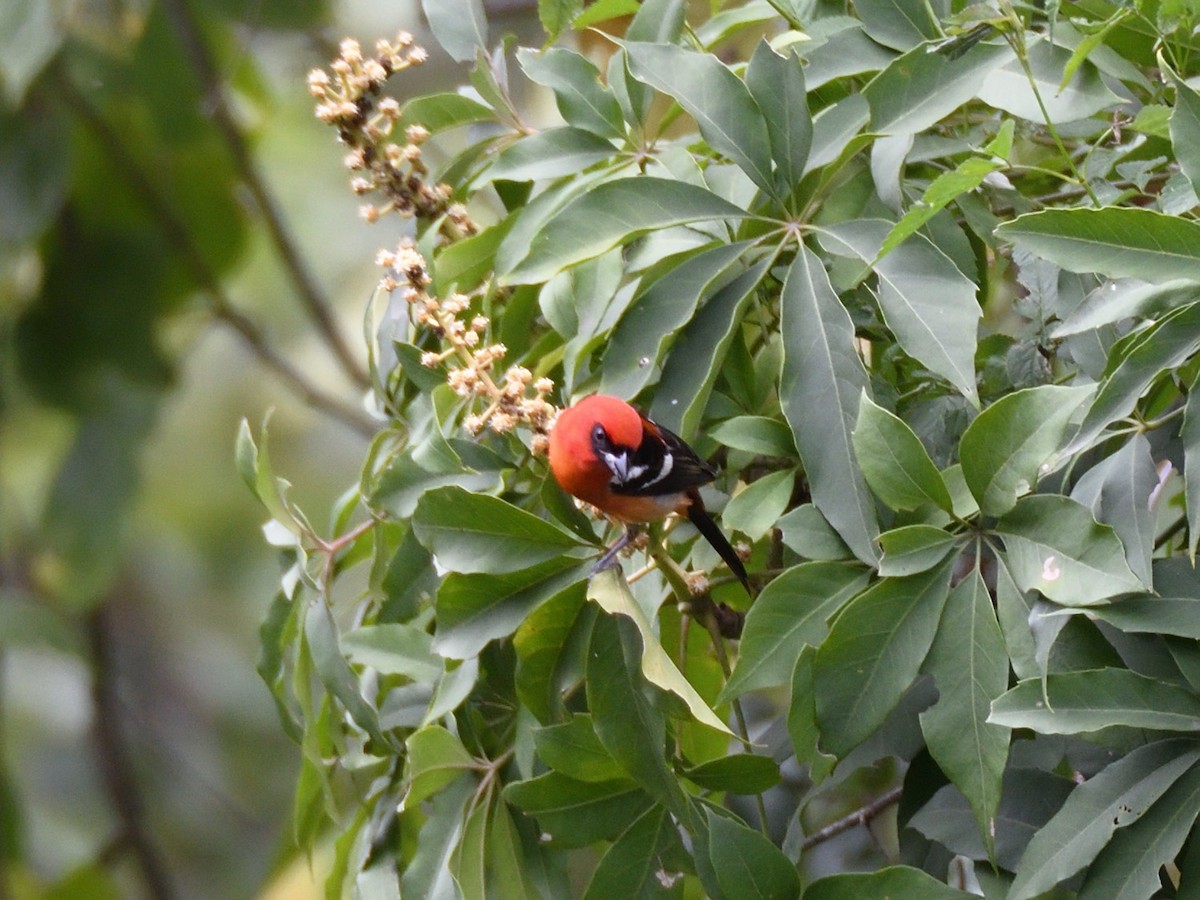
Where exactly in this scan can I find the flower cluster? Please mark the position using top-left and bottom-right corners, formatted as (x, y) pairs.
(377, 239), (557, 450)
(308, 34), (476, 237)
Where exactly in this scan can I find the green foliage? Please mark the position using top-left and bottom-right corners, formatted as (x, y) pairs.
(246, 0), (1200, 896)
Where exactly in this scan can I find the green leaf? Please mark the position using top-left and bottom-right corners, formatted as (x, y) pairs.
(1067, 301), (1200, 455)
(919, 570), (1010, 858)
(1081, 596), (1200, 640)
(1076, 762), (1200, 900)
(995, 495), (1146, 606)
(1070, 435), (1156, 585)
(710, 416), (796, 457)
(503, 177), (749, 284)
(588, 569), (734, 737)
(518, 47), (625, 139)
(514, 583), (589, 723)
(1060, 8), (1132, 92)
(814, 562), (953, 757)
(857, 0), (939, 49)
(877, 525), (961, 577)
(601, 241), (753, 398)
(537, 0), (582, 41)
(804, 865), (978, 900)
(304, 598), (389, 748)
(625, 41), (776, 195)
(978, 38), (1120, 123)
(0, 0), (63, 105)
(684, 754), (781, 794)
(780, 246), (879, 564)
(863, 40), (1010, 135)
(398, 93), (495, 134)
(421, 0), (487, 63)
(534, 715), (627, 783)
(1052, 278), (1200, 338)
(805, 94), (871, 173)
(582, 807), (687, 900)
(341, 624), (441, 682)
(704, 807), (801, 900)
(997, 207), (1200, 284)
(721, 469), (795, 541)
(721, 562), (868, 700)
(776, 505), (853, 561)
(400, 775), (474, 898)
(787, 647), (836, 783)
(745, 41), (811, 192)
(1186, 368), (1200, 560)
(958, 384), (1094, 516)
(1171, 70), (1200, 195)
(587, 612), (691, 820)
(990, 670), (1200, 734)
(412, 486), (587, 575)
(823, 221), (981, 403)
(503, 772), (653, 848)
(401, 726), (477, 810)
(1005, 739), (1200, 900)
(878, 120), (1014, 260)
(648, 255), (772, 436)
(488, 127), (617, 182)
(433, 560), (587, 659)
(853, 395), (954, 511)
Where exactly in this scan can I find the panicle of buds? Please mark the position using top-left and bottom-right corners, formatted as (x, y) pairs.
(309, 32), (478, 238)
(379, 238), (557, 448)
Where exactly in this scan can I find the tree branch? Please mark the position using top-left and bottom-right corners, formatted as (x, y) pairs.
(159, 0), (371, 389)
(801, 786), (903, 850)
(88, 605), (175, 900)
(51, 69), (377, 437)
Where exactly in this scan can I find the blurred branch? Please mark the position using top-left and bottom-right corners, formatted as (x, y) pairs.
(87, 604), (175, 900)
(160, 0), (371, 390)
(801, 786), (903, 850)
(51, 70), (377, 438)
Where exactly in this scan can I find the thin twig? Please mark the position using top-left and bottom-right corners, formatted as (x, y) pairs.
(801, 786), (903, 850)
(159, 0), (371, 389)
(51, 69), (377, 437)
(88, 605), (175, 900)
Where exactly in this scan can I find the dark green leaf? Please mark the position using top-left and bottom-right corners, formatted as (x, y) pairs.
(582, 807), (687, 900)
(959, 384), (1094, 516)
(421, 0), (487, 62)
(704, 807), (801, 900)
(625, 42), (775, 195)
(503, 177), (749, 284)
(503, 772), (653, 848)
(780, 246), (879, 564)
(304, 598), (389, 748)
(745, 41), (811, 192)
(995, 495), (1145, 606)
(1083, 596), (1200, 640)
(401, 725), (477, 809)
(805, 94), (870, 174)
(534, 715), (626, 783)
(814, 562), (953, 757)
(721, 469), (795, 541)
(683, 754), (781, 794)
(412, 486), (587, 575)
(856, 0), (940, 50)
(721, 562), (868, 700)
(1070, 435), (1156, 586)
(997, 207), (1200, 284)
(518, 47), (625, 139)
(853, 395), (954, 511)
(488, 127), (617, 182)
(1006, 739), (1200, 900)
(710, 416), (797, 457)
(804, 865), (978, 900)
(990, 670), (1200, 734)
(776, 505), (853, 561)
(919, 570), (1010, 857)
(342, 624), (441, 682)
(433, 559), (587, 659)
(1171, 70), (1200, 194)
(877, 525), (961, 577)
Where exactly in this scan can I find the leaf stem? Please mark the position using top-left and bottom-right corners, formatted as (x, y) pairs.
(800, 785), (903, 850)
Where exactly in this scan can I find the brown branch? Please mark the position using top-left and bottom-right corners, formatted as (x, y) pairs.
(159, 0), (371, 390)
(87, 605), (175, 900)
(51, 69), (377, 437)
(801, 785), (903, 850)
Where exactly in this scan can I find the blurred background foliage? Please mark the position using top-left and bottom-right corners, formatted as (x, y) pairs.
(0, 1), (543, 895)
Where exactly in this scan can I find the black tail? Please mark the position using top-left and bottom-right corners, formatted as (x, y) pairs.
(686, 491), (750, 594)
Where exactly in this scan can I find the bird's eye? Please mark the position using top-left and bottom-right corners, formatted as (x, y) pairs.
(591, 424), (606, 443)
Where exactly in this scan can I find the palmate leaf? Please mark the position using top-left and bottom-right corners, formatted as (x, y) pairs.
(780, 245), (879, 564)
(853, 394), (954, 512)
(804, 866), (977, 900)
(582, 806), (688, 900)
(421, 0), (487, 63)
(517, 47), (625, 139)
(745, 40), (811, 193)
(1005, 739), (1200, 900)
(702, 807), (801, 900)
(877, 525), (961, 577)
(503, 772), (653, 848)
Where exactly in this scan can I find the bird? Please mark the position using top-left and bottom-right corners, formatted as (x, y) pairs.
(547, 394), (750, 593)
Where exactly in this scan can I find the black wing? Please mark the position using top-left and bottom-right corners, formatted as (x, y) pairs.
(609, 416), (716, 497)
